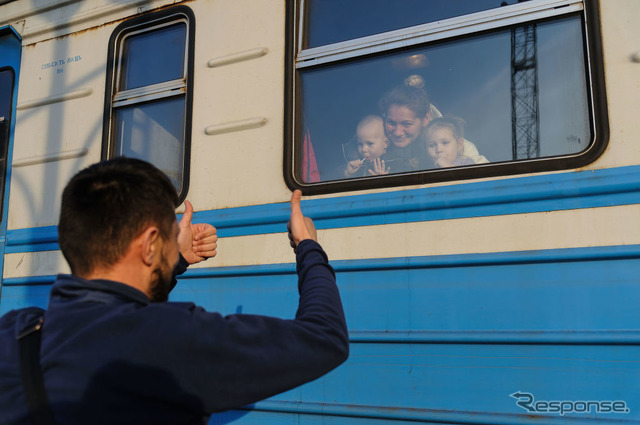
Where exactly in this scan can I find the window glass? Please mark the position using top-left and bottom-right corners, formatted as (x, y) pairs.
(297, 15), (590, 182)
(114, 97), (185, 192)
(0, 69), (14, 216)
(0, 69), (12, 119)
(305, 0), (538, 48)
(105, 8), (193, 199)
(120, 23), (186, 90)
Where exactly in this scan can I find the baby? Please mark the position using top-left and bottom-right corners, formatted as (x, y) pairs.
(424, 116), (474, 168)
(344, 115), (390, 177)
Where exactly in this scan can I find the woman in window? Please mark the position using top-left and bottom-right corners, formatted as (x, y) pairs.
(379, 75), (487, 173)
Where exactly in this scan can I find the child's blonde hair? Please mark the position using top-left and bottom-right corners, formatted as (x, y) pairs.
(425, 116), (466, 141)
(357, 115), (384, 133)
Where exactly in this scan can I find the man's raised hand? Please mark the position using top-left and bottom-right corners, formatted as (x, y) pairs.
(287, 190), (317, 250)
(178, 200), (218, 264)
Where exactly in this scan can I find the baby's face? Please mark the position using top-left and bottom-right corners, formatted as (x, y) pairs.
(357, 122), (388, 161)
(426, 127), (463, 166)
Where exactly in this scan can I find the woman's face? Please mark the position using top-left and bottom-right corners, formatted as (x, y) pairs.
(384, 105), (429, 148)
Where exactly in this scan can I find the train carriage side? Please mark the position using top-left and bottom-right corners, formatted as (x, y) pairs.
(0, 0), (639, 424)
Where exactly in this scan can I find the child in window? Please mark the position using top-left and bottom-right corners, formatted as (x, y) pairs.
(424, 116), (475, 168)
(344, 115), (391, 177)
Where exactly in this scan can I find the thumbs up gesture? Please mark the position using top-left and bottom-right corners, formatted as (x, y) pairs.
(287, 190), (317, 250)
(178, 200), (218, 264)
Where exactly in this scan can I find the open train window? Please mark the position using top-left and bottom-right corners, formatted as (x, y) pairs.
(103, 6), (194, 201)
(285, 0), (607, 194)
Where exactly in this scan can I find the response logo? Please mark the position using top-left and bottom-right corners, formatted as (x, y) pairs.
(510, 391), (630, 416)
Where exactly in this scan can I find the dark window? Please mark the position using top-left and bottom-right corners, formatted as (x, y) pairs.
(287, 0), (607, 194)
(103, 7), (194, 200)
(0, 69), (14, 217)
(119, 24), (186, 90)
(304, 0), (531, 48)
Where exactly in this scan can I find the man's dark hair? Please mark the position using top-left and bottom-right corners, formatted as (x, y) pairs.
(58, 157), (179, 277)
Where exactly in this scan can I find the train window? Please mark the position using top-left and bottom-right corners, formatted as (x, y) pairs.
(103, 6), (195, 201)
(287, 0), (607, 194)
(305, 0), (531, 48)
(0, 69), (13, 218)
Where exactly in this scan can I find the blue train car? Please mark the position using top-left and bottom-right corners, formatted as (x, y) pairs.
(0, 0), (638, 423)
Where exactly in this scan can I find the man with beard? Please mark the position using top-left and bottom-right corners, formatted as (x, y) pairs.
(0, 158), (349, 425)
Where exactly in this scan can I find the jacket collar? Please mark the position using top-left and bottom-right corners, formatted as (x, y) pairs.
(49, 274), (150, 307)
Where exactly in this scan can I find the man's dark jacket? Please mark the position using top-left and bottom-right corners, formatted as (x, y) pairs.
(0, 240), (349, 424)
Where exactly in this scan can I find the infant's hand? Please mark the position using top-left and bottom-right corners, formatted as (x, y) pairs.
(368, 158), (390, 175)
(345, 159), (363, 176)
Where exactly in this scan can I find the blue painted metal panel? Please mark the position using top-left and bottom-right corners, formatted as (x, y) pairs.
(4, 244), (640, 338)
(168, 244), (640, 338)
(240, 338), (638, 423)
(186, 245), (639, 424)
(5, 164), (640, 253)
(3, 242), (639, 423)
(0, 283), (50, 314)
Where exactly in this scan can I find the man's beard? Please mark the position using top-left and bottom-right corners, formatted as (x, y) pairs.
(149, 251), (174, 303)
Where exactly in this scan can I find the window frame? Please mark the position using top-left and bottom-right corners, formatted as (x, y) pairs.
(284, 0), (608, 195)
(0, 66), (14, 220)
(102, 5), (195, 203)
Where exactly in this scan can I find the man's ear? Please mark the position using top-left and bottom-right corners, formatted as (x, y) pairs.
(139, 226), (161, 266)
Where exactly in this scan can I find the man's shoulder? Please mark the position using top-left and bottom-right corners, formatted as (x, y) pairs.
(138, 301), (205, 323)
(0, 306), (46, 337)
(152, 301), (199, 313)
